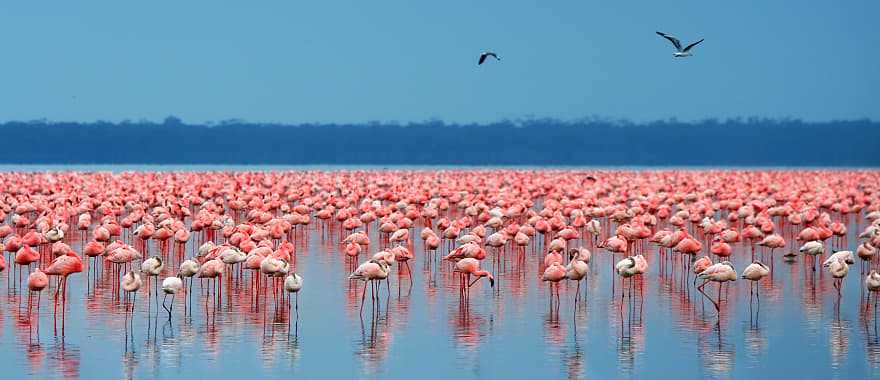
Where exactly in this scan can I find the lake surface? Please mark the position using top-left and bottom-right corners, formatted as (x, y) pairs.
(0, 169), (878, 380)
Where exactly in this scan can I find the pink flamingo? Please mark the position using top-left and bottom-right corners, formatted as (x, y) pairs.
(27, 268), (49, 324)
(44, 251), (84, 334)
(349, 259), (391, 315)
(453, 258), (494, 300)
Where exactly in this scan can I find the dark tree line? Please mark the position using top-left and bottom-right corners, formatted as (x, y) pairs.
(1, 118), (877, 166)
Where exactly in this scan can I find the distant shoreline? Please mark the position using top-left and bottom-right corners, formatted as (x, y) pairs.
(2, 118), (877, 166)
(0, 164), (877, 173)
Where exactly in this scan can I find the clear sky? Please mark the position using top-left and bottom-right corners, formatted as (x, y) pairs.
(1, 1), (877, 124)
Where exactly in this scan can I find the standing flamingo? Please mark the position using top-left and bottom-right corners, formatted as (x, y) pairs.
(284, 273), (304, 322)
(453, 257), (494, 300)
(141, 256), (164, 308)
(197, 258), (225, 307)
(742, 261), (770, 303)
(866, 271), (880, 310)
(696, 261), (737, 314)
(27, 268), (49, 325)
(566, 248), (590, 303)
(757, 234), (786, 264)
(349, 259), (391, 315)
(121, 270), (143, 310)
(161, 276), (183, 320)
(542, 262), (566, 306)
(799, 240), (825, 271)
(14, 244), (40, 287)
(825, 257), (849, 295)
(44, 251), (84, 334)
(391, 245), (415, 287)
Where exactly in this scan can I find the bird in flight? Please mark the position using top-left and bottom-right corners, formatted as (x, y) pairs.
(478, 51), (500, 65)
(656, 32), (704, 57)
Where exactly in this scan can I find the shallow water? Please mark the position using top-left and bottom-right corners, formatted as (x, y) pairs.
(1, 179), (879, 379)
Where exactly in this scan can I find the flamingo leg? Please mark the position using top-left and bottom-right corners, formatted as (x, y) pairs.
(162, 293), (171, 320)
(360, 281), (367, 315)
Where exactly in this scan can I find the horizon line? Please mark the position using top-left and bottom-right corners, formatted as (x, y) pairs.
(1, 116), (876, 127)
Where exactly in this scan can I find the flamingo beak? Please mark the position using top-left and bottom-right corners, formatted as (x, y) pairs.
(489, 277), (495, 287)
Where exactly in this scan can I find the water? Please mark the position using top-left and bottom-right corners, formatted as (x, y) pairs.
(0, 169), (878, 380)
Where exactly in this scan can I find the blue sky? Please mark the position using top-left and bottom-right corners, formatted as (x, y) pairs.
(0, 1), (877, 124)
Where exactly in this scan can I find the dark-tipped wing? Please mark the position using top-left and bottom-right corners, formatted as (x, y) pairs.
(487, 52), (499, 60)
(656, 31), (682, 51)
(682, 39), (704, 52)
(478, 53), (487, 65)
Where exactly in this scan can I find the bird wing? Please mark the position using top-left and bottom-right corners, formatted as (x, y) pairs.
(682, 39), (704, 52)
(487, 52), (499, 60)
(697, 264), (722, 278)
(656, 32), (682, 51)
(478, 54), (487, 65)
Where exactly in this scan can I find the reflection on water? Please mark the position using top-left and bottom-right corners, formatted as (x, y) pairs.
(697, 326), (735, 380)
(2, 210), (880, 379)
(863, 315), (880, 368)
(829, 318), (850, 369)
(743, 323), (767, 365)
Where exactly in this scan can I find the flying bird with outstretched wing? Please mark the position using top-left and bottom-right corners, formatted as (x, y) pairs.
(478, 51), (500, 65)
(656, 32), (703, 57)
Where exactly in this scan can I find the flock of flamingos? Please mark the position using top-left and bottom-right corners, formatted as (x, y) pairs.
(2, 169), (880, 342)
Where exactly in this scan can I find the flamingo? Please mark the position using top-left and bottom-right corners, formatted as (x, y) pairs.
(14, 244), (40, 286)
(141, 256), (164, 307)
(179, 259), (200, 279)
(197, 258), (225, 306)
(542, 262), (566, 306)
(799, 240), (825, 271)
(741, 261), (770, 300)
(390, 245), (414, 287)
(823, 250), (855, 266)
(161, 276), (183, 320)
(544, 250), (564, 267)
(696, 261), (737, 313)
(454, 257), (494, 298)
(344, 242), (361, 258)
(757, 234), (786, 262)
(566, 248), (590, 303)
(615, 257), (639, 279)
(857, 242), (877, 273)
(44, 251), (83, 333)
(866, 271), (880, 310)
(27, 268), (49, 322)
(121, 270), (143, 312)
(825, 257), (849, 295)
(284, 273), (304, 321)
(349, 259), (391, 315)
(693, 256), (713, 277)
